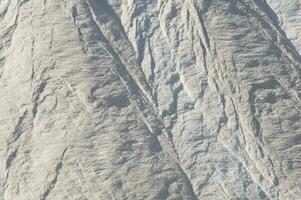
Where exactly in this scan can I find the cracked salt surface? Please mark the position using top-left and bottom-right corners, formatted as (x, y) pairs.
(0, 0), (300, 199)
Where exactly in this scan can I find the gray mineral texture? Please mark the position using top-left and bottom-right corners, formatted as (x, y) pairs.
(0, 0), (301, 199)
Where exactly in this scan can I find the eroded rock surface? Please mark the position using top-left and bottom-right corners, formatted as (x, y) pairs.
(0, 0), (300, 199)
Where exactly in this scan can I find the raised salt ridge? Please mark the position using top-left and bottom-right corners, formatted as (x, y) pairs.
(0, 0), (300, 199)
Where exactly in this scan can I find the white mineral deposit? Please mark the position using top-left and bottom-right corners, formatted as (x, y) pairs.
(0, 0), (300, 199)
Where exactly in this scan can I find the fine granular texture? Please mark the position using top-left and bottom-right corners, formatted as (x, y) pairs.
(0, 0), (300, 199)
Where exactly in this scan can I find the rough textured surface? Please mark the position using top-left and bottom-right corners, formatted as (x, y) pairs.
(0, 0), (300, 199)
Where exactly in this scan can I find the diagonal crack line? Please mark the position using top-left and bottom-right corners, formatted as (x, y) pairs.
(248, 0), (301, 64)
(83, 0), (181, 156)
(10, 110), (28, 144)
(84, 1), (198, 198)
(5, 148), (18, 170)
(40, 148), (67, 200)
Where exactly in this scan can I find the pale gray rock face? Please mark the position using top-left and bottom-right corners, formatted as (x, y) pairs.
(266, 0), (301, 54)
(0, 0), (300, 199)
